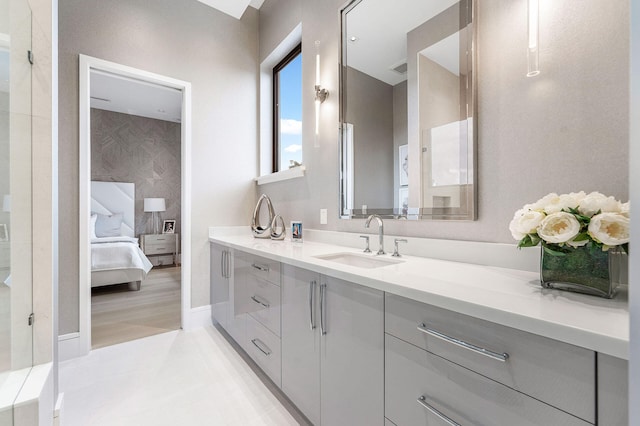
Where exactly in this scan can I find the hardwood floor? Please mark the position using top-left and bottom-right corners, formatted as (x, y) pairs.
(91, 266), (181, 349)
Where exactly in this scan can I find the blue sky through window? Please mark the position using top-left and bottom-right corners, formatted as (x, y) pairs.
(278, 54), (303, 170)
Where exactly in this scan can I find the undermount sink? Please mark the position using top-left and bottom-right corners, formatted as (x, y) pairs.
(314, 252), (404, 269)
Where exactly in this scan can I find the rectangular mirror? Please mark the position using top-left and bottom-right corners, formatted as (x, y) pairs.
(340, 0), (476, 220)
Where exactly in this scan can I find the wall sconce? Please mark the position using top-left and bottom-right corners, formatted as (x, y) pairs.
(144, 197), (166, 234)
(315, 40), (329, 147)
(527, 0), (540, 77)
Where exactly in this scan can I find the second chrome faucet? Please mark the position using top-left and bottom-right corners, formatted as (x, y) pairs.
(364, 214), (385, 255)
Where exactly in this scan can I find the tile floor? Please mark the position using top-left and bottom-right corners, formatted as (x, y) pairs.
(59, 326), (303, 425)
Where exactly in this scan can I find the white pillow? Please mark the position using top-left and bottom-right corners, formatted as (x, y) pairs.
(90, 214), (97, 239)
(95, 212), (124, 238)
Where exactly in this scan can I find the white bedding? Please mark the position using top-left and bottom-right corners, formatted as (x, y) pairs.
(91, 237), (153, 274)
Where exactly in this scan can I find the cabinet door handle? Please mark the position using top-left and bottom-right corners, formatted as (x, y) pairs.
(250, 295), (270, 308)
(224, 251), (229, 279)
(250, 338), (272, 356)
(251, 263), (269, 272)
(417, 396), (461, 426)
(417, 323), (509, 362)
(309, 280), (316, 330)
(220, 250), (225, 278)
(320, 283), (327, 335)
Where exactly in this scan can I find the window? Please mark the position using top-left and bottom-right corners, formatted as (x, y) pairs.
(273, 43), (302, 173)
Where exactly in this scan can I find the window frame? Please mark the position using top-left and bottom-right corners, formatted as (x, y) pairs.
(272, 42), (302, 173)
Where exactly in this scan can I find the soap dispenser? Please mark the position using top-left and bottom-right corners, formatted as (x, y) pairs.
(251, 194), (276, 238)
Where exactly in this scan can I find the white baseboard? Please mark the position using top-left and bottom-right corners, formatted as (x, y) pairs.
(58, 333), (81, 362)
(53, 393), (64, 426)
(184, 305), (212, 330)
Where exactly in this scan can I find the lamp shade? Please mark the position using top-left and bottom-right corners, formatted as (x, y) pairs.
(144, 197), (166, 212)
(2, 195), (9, 212)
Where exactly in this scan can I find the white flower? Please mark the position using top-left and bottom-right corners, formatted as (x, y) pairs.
(543, 193), (582, 214)
(578, 192), (622, 217)
(568, 191), (587, 205)
(620, 202), (630, 218)
(588, 213), (630, 246)
(528, 193), (558, 211)
(509, 209), (545, 240)
(537, 212), (581, 244)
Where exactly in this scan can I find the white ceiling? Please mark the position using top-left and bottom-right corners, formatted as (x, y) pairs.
(197, 0), (265, 19)
(345, 0), (459, 86)
(90, 70), (182, 123)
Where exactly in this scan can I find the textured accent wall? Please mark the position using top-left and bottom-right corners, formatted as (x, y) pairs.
(91, 108), (181, 237)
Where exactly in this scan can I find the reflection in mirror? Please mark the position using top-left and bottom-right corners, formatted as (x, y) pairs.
(340, 0), (476, 220)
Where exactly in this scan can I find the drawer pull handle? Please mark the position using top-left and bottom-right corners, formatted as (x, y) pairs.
(250, 295), (270, 308)
(251, 338), (272, 356)
(251, 263), (269, 272)
(309, 280), (316, 330)
(320, 283), (327, 335)
(417, 323), (509, 363)
(417, 396), (461, 426)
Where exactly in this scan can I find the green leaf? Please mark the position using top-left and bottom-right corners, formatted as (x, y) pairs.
(518, 234), (541, 249)
(573, 233), (589, 242)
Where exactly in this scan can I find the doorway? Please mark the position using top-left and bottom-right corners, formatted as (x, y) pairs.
(78, 55), (192, 354)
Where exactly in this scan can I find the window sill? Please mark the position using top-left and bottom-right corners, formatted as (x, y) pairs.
(255, 166), (306, 186)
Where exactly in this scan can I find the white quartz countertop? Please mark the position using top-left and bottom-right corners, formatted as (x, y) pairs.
(209, 233), (629, 359)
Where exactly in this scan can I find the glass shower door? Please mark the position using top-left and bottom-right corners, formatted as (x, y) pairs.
(0, 0), (34, 422)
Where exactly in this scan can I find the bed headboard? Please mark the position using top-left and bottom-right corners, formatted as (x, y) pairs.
(91, 181), (135, 237)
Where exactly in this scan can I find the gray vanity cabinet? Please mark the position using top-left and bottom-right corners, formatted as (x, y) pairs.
(210, 243), (231, 328)
(385, 334), (591, 426)
(385, 293), (597, 425)
(597, 354), (628, 425)
(281, 266), (321, 425)
(385, 293), (596, 423)
(281, 264), (385, 426)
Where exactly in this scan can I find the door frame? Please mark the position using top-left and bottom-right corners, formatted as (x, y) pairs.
(78, 54), (192, 355)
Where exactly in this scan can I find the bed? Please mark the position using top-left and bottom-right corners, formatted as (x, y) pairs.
(91, 181), (153, 290)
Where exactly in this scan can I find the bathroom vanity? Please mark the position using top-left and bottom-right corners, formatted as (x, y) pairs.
(209, 229), (628, 426)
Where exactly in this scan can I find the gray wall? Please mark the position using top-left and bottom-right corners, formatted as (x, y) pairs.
(345, 67), (394, 209)
(59, 0), (259, 334)
(256, 0), (629, 243)
(91, 109), (182, 238)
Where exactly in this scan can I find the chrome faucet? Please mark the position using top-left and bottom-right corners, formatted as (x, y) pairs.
(365, 214), (385, 255)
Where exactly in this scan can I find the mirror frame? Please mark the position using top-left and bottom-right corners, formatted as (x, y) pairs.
(339, 0), (477, 220)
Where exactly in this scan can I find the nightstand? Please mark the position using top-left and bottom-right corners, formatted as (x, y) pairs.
(140, 234), (179, 266)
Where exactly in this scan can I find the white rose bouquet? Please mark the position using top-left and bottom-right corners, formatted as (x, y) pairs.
(509, 191), (630, 254)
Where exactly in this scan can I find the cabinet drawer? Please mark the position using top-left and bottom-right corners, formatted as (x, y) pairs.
(385, 334), (591, 426)
(385, 293), (595, 422)
(143, 234), (175, 245)
(246, 314), (281, 388)
(246, 277), (281, 337)
(241, 252), (281, 286)
(144, 244), (174, 255)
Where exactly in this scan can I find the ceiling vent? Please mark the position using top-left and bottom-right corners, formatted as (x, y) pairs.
(391, 62), (407, 75)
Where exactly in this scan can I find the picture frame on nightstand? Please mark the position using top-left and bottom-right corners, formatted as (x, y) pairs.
(162, 220), (176, 234)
